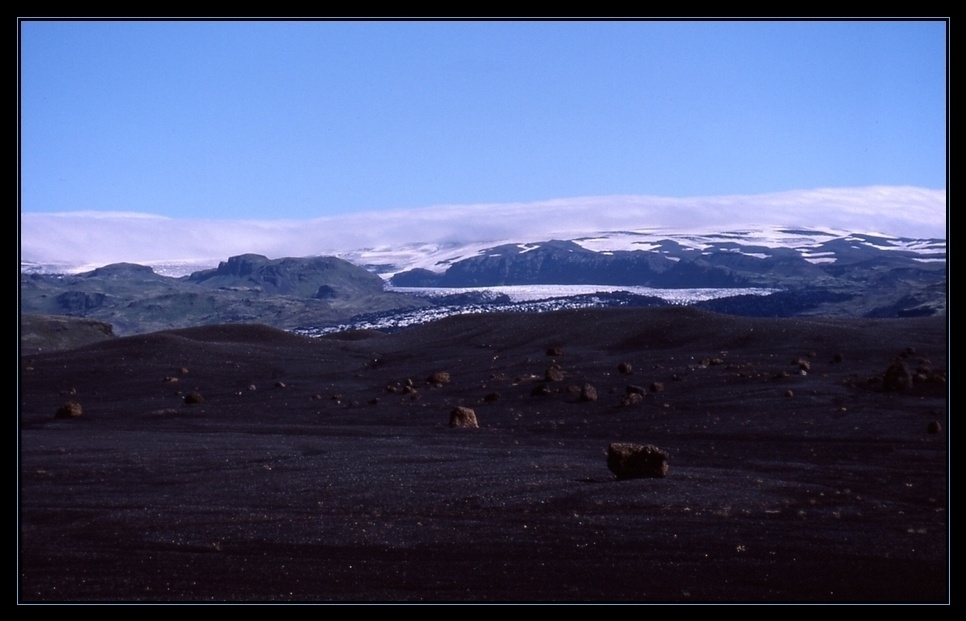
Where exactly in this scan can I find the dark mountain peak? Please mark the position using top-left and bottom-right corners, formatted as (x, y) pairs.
(185, 253), (387, 298)
(218, 253), (272, 276)
(81, 262), (158, 279)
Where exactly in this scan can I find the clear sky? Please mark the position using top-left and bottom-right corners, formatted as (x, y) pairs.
(19, 19), (947, 221)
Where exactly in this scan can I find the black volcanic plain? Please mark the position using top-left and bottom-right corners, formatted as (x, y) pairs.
(18, 306), (948, 602)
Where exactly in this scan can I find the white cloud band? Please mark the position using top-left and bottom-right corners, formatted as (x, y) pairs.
(20, 186), (946, 272)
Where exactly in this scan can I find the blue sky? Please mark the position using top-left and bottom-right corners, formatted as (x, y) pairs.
(20, 19), (947, 222)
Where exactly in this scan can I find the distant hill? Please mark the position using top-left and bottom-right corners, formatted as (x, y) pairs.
(185, 253), (389, 298)
(20, 254), (426, 337)
(19, 314), (116, 355)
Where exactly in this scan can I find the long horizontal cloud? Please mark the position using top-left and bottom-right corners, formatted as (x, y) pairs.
(20, 186), (947, 272)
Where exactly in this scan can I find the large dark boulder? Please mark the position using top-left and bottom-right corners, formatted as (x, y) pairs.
(607, 443), (669, 479)
(449, 406), (479, 428)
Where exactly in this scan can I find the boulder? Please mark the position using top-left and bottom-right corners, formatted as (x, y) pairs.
(620, 392), (644, 406)
(883, 360), (913, 391)
(607, 442), (669, 479)
(545, 366), (564, 382)
(55, 400), (83, 419)
(579, 384), (598, 402)
(449, 406), (479, 428)
(184, 391), (205, 405)
(427, 371), (451, 385)
(617, 362), (633, 375)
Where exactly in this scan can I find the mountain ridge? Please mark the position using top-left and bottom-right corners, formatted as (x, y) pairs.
(19, 226), (946, 340)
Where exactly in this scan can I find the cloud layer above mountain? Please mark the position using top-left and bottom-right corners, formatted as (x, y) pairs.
(21, 186), (946, 272)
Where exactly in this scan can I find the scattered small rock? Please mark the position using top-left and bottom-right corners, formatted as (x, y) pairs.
(607, 442), (669, 479)
(545, 366), (564, 382)
(427, 371), (451, 385)
(449, 406), (479, 428)
(184, 391), (204, 405)
(926, 420), (942, 434)
(626, 384), (647, 396)
(784, 389), (794, 397)
(620, 392), (643, 406)
(546, 347), (563, 357)
(149, 408), (179, 416)
(649, 382), (664, 393)
(531, 384), (552, 397)
(579, 384), (598, 402)
(617, 362), (633, 375)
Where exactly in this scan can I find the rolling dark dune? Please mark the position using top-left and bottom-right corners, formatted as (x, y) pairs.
(19, 307), (948, 602)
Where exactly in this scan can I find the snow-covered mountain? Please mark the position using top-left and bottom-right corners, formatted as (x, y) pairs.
(314, 225), (945, 329)
(341, 225), (945, 285)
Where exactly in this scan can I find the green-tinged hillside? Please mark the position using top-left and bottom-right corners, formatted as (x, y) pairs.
(20, 254), (426, 337)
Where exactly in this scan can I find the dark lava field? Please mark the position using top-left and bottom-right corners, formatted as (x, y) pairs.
(18, 307), (948, 602)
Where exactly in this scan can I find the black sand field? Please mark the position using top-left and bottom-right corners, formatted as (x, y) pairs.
(18, 307), (949, 602)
